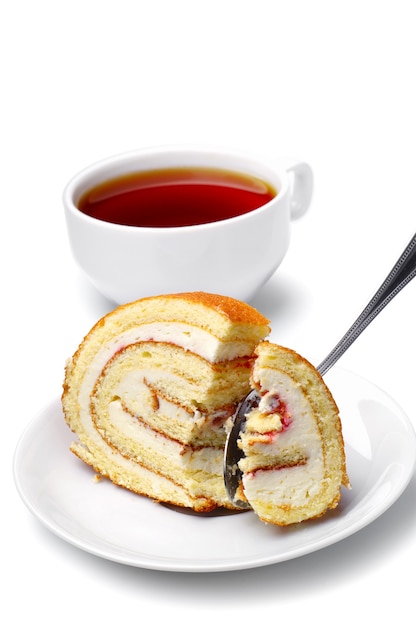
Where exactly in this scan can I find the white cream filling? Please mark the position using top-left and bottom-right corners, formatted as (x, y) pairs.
(242, 458), (324, 505)
(107, 400), (223, 474)
(114, 323), (251, 362)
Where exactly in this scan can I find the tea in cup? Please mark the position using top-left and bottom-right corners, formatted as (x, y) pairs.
(63, 146), (313, 303)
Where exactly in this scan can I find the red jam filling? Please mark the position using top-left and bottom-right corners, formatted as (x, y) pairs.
(262, 394), (291, 431)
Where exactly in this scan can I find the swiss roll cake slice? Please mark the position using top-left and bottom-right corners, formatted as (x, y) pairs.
(62, 292), (270, 512)
(238, 342), (350, 525)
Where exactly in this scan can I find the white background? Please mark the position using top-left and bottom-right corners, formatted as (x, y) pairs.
(2, 0), (415, 623)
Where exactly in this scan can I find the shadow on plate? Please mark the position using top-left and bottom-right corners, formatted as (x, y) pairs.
(161, 503), (249, 517)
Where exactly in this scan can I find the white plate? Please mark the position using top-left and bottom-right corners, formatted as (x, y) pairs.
(13, 367), (416, 572)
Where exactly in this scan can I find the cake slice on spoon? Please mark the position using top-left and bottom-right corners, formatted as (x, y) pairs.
(236, 342), (350, 525)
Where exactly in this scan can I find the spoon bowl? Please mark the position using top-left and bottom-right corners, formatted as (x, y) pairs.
(224, 232), (416, 508)
(223, 390), (259, 509)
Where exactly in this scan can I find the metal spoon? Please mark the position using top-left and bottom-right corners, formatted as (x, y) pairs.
(224, 232), (416, 508)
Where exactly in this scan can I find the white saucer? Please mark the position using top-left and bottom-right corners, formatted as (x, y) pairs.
(13, 367), (416, 572)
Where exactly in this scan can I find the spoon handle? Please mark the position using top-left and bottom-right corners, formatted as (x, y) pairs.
(317, 232), (416, 376)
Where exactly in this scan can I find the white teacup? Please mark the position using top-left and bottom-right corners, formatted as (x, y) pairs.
(63, 146), (313, 304)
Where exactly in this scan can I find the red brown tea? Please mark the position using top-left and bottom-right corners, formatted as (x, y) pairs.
(77, 167), (276, 228)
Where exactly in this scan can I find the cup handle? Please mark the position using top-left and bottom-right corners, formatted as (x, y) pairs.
(286, 161), (313, 220)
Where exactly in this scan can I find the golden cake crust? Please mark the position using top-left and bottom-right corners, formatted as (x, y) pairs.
(165, 292), (270, 325)
(89, 291), (270, 331)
